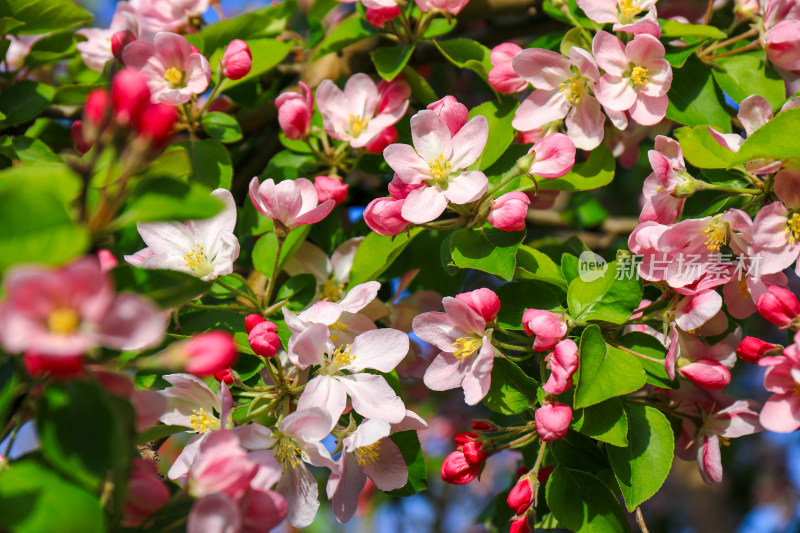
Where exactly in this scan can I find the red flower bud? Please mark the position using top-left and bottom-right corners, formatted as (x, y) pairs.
(112, 30), (136, 62)
(679, 358), (731, 391)
(737, 336), (779, 364)
(756, 285), (800, 327)
(537, 464), (553, 484)
(248, 320), (281, 358)
(245, 313), (266, 334)
(441, 450), (480, 484)
(507, 476), (533, 515)
(214, 367), (234, 384)
(24, 351), (84, 379)
(111, 68), (151, 127)
(136, 103), (177, 148)
(71, 121), (91, 154)
(84, 88), (111, 130)
(455, 288), (501, 323)
(470, 420), (498, 432)
(365, 125), (399, 154)
(184, 331), (238, 376)
(510, 517), (531, 533)
(222, 39), (252, 80)
(365, 5), (401, 28)
(454, 431), (479, 446)
(462, 440), (488, 465)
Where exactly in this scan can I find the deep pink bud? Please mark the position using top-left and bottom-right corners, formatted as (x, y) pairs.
(184, 331), (238, 376)
(522, 309), (568, 351)
(275, 82), (313, 140)
(71, 121), (91, 154)
(23, 351), (84, 379)
(111, 68), (151, 127)
(84, 88), (111, 130)
(488, 42), (527, 94)
(510, 517), (531, 533)
(248, 320), (281, 358)
(365, 125), (399, 154)
(222, 39), (252, 80)
(756, 285), (800, 327)
(441, 450), (481, 484)
(454, 431), (479, 446)
(535, 401), (572, 442)
(364, 197), (410, 236)
(123, 459), (170, 527)
(426, 95), (468, 135)
(214, 367), (234, 384)
(679, 358), (731, 391)
(388, 174), (423, 200)
(456, 288), (501, 323)
(366, 5), (402, 28)
(543, 338), (579, 395)
(507, 476), (533, 515)
(245, 314), (266, 334)
(487, 191), (530, 232)
(314, 175), (349, 205)
(112, 30), (136, 62)
(462, 440), (488, 465)
(136, 103), (177, 148)
(736, 336), (779, 364)
(377, 77), (410, 115)
(471, 420), (498, 432)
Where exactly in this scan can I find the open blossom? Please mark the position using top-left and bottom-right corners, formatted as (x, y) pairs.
(249, 177), (335, 233)
(489, 43), (527, 94)
(760, 331), (800, 432)
(576, 0), (661, 36)
(275, 82), (313, 140)
(125, 189), (239, 281)
(593, 31), (672, 126)
(284, 238), (363, 302)
(0, 256), (165, 357)
(416, 0), (470, 15)
(640, 136), (693, 224)
(666, 328), (739, 390)
(414, 296), (498, 405)
(123, 32), (211, 105)
(316, 73), (408, 148)
(749, 170), (800, 275)
(512, 47), (605, 150)
(384, 109), (489, 224)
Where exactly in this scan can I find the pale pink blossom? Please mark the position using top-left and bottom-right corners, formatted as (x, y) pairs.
(384, 109), (489, 224)
(488, 192), (529, 232)
(522, 309), (568, 351)
(275, 82), (313, 140)
(128, 0), (210, 40)
(249, 177), (335, 233)
(576, 0), (661, 36)
(0, 256), (165, 357)
(526, 132), (576, 178)
(488, 43), (527, 94)
(543, 339), (578, 395)
(416, 0), (470, 15)
(123, 459), (170, 527)
(535, 401), (572, 441)
(765, 20), (800, 71)
(189, 431), (257, 501)
(285, 238), (363, 303)
(123, 32), (211, 105)
(454, 288), (501, 323)
(77, 8), (137, 71)
(125, 189), (239, 281)
(759, 331), (800, 432)
(640, 136), (693, 224)
(749, 170), (800, 275)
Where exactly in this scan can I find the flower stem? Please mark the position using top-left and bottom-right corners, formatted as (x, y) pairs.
(262, 235), (285, 307)
(699, 27), (758, 57)
(214, 278), (262, 311)
(706, 41), (761, 61)
(697, 181), (758, 196)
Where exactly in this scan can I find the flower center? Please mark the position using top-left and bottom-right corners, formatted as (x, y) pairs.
(619, 0), (642, 19)
(163, 67), (185, 87)
(428, 153), (452, 181)
(355, 441), (381, 467)
(329, 321), (349, 344)
(786, 213), (800, 243)
(329, 344), (353, 369)
(631, 66), (649, 86)
(452, 336), (482, 360)
(793, 383), (800, 395)
(184, 243), (214, 277)
(47, 308), (80, 335)
(703, 221), (727, 250)
(737, 277), (750, 299)
(189, 408), (217, 433)
(349, 115), (370, 137)
(274, 436), (304, 471)
(322, 278), (345, 301)
(559, 77), (586, 104)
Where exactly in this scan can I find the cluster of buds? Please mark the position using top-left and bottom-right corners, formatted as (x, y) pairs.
(440, 424), (494, 484)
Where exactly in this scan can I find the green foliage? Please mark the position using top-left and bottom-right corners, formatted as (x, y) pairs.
(483, 357), (539, 414)
(571, 398), (629, 447)
(469, 98), (518, 170)
(449, 227), (526, 281)
(734, 107), (800, 163)
(711, 53), (786, 108)
(567, 261), (642, 325)
(349, 228), (423, 287)
(113, 266), (211, 309)
(116, 177), (225, 226)
(667, 55), (731, 132)
(434, 38), (493, 84)
(386, 431), (428, 496)
(202, 111), (244, 144)
(372, 45), (415, 81)
(546, 466), (630, 533)
(0, 0), (92, 34)
(536, 144), (616, 192)
(0, 81), (55, 127)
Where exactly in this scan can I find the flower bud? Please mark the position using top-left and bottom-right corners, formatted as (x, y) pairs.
(510, 517), (531, 533)
(454, 431), (479, 446)
(248, 320), (281, 358)
(184, 331), (238, 376)
(487, 191), (530, 232)
(365, 125), (399, 154)
(766, 20), (800, 71)
(97, 249), (118, 272)
(535, 401), (572, 442)
(427, 95), (468, 135)
(275, 82), (313, 140)
(84, 88), (111, 131)
(678, 358), (731, 391)
(462, 440), (488, 465)
(222, 39), (252, 80)
(214, 367), (234, 384)
(441, 450), (480, 484)
(757, 285), (800, 327)
(543, 338), (579, 395)
(111, 68), (151, 127)
(71, 121), (91, 154)
(488, 43), (527, 94)
(314, 175), (349, 205)
(388, 175), (422, 200)
(366, 5), (401, 28)
(23, 351), (84, 379)
(245, 314), (266, 334)
(736, 336), (780, 364)
(456, 288), (501, 323)
(136, 103), (177, 148)
(470, 420), (498, 432)
(377, 78), (410, 115)
(507, 476), (533, 515)
(123, 459), (170, 527)
(112, 30), (136, 62)
(522, 309), (568, 351)
(364, 197), (410, 236)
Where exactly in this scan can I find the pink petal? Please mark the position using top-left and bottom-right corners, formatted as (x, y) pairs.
(575, 0), (618, 23)
(759, 393), (800, 432)
(595, 75), (637, 112)
(327, 452), (367, 523)
(410, 110), (452, 163)
(530, 132), (576, 178)
(697, 434), (723, 484)
(423, 351), (470, 392)
(512, 48), (571, 90)
(739, 95), (773, 135)
(450, 115), (489, 170)
(348, 328), (409, 372)
(296, 376), (348, 422)
(401, 185), (448, 224)
(565, 96), (604, 150)
(628, 93), (668, 126)
(626, 33), (665, 67)
(338, 374), (406, 423)
(444, 171), (488, 205)
(276, 464), (319, 528)
(187, 494), (241, 533)
(286, 322), (330, 368)
(512, 89), (569, 132)
(384, 143), (430, 185)
(592, 31), (628, 76)
(364, 437), (408, 490)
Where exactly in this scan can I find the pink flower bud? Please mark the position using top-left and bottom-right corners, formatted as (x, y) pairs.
(518, 128), (546, 144)
(123, 459), (170, 527)
(507, 476), (533, 515)
(766, 20), (800, 71)
(522, 309), (568, 351)
(222, 39), (252, 80)
(184, 331), (238, 376)
(543, 338), (579, 395)
(366, 5), (402, 28)
(364, 197), (410, 236)
(679, 358), (731, 391)
(71, 121), (91, 154)
(470, 420), (498, 431)
(462, 440), (488, 465)
(111, 68), (151, 127)
(456, 288), (501, 323)
(426, 95), (468, 135)
(441, 450), (481, 484)
(737, 336), (779, 364)
(275, 82), (313, 140)
(214, 367), (234, 383)
(487, 191), (530, 232)
(417, 0), (470, 15)
(136, 103), (177, 148)
(84, 88), (111, 130)
(365, 125), (399, 153)
(245, 314), (266, 334)
(248, 320), (281, 358)
(510, 517), (531, 533)
(388, 174), (422, 200)
(488, 43), (527, 94)
(23, 351), (84, 379)
(535, 401), (572, 442)
(97, 249), (118, 273)
(112, 30), (136, 62)
(454, 431), (479, 446)
(756, 285), (800, 327)
(314, 175), (349, 205)
(377, 77), (410, 115)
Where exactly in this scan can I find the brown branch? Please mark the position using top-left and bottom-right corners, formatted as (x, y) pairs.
(635, 507), (650, 533)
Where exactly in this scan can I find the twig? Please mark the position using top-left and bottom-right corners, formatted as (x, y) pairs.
(635, 507), (650, 533)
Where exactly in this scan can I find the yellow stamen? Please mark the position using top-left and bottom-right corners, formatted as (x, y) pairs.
(703, 222), (727, 251)
(619, 0), (642, 19)
(349, 115), (370, 137)
(189, 408), (216, 433)
(163, 67), (184, 87)
(355, 441), (381, 467)
(786, 213), (800, 243)
(452, 337), (482, 360)
(329, 321), (349, 344)
(331, 344), (353, 367)
(47, 308), (80, 335)
(322, 278), (345, 301)
(428, 153), (452, 181)
(793, 383), (800, 395)
(559, 77), (586, 104)
(631, 65), (649, 86)
(184, 243), (213, 277)
(275, 438), (304, 471)
(719, 436), (731, 447)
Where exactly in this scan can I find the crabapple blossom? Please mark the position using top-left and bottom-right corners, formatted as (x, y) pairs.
(248, 320), (281, 358)
(111, 68), (151, 126)
(249, 177), (335, 233)
(640, 135), (694, 224)
(284, 237), (363, 302)
(488, 192), (530, 232)
(576, 0), (661, 36)
(759, 331), (800, 432)
(221, 39), (252, 80)
(77, 8), (137, 71)
(488, 43), (527, 94)
(454, 288), (501, 323)
(507, 475), (533, 515)
(23, 352), (85, 379)
(365, 6), (401, 28)
(756, 285), (800, 327)
(275, 82), (313, 140)
(526, 132), (576, 178)
(543, 339), (579, 395)
(416, 0), (470, 15)
(427, 95), (469, 135)
(535, 401), (572, 441)
(364, 196), (411, 236)
(181, 331), (238, 376)
(522, 309), (568, 351)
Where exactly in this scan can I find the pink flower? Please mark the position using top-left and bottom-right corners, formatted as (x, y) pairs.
(722, 271), (786, 320)
(765, 20), (800, 71)
(535, 401), (572, 441)
(737, 336), (779, 364)
(427, 95), (469, 135)
(512, 47), (605, 150)
(416, 0), (470, 15)
(123, 32), (211, 105)
(666, 328), (739, 389)
(123, 459), (170, 527)
(316, 73), (408, 148)
(364, 197), (411, 236)
(759, 332), (800, 432)
(489, 43), (527, 94)
(0, 256), (165, 357)
(111, 68), (151, 127)
(189, 431), (257, 501)
(249, 177), (335, 233)
(526, 132), (576, 178)
(275, 82), (313, 140)
(488, 192), (530, 231)
(454, 288), (501, 323)
(593, 31), (672, 126)
(248, 320), (281, 358)
(112, 30), (136, 61)
(182, 331), (237, 376)
(441, 449), (481, 484)
(125, 189), (240, 280)
(543, 339), (578, 395)
(365, 5), (401, 28)
(414, 297), (497, 405)
(522, 309), (568, 351)
(576, 0), (661, 36)
(284, 238), (363, 302)
(221, 39), (252, 80)
(507, 475), (533, 515)
(77, 8), (137, 71)
(314, 175), (348, 205)
(640, 136), (693, 224)
(23, 352), (84, 379)
(384, 109), (489, 224)
(756, 285), (800, 327)
(377, 77), (411, 116)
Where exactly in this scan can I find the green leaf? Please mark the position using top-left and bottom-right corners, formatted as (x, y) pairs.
(434, 38), (492, 83)
(0, 0), (92, 34)
(315, 16), (376, 58)
(372, 45), (415, 81)
(667, 55), (731, 132)
(113, 266), (210, 309)
(607, 403), (674, 511)
(222, 38), (292, 89)
(0, 16), (23, 34)
(618, 332), (676, 388)
(0, 358), (16, 427)
(424, 17), (456, 38)
(515, 245), (568, 288)
(496, 280), (565, 330)
(550, 430), (610, 473)
(0, 80), (55, 127)
(24, 30), (76, 68)
(252, 226), (312, 279)
(560, 27), (590, 56)
(574, 326), (647, 409)
(202, 111), (243, 143)
(571, 398), (629, 447)
(468, 97), (518, 170)
(199, 10), (284, 54)
(659, 19), (726, 39)
(674, 125), (736, 169)
(536, 143), (615, 192)
(449, 227), (526, 281)
(664, 41), (703, 68)
(0, 460), (105, 533)
(401, 65), (438, 105)
(348, 228), (423, 287)
(181, 139), (233, 189)
(734, 107), (800, 163)
(711, 52), (786, 108)
(546, 466), (630, 533)
(11, 136), (59, 163)
(116, 177), (224, 226)
(483, 357), (538, 415)
(386, 431), (428, 496)
(567, 261), (642, 325)
(276, 273), (317, 311)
